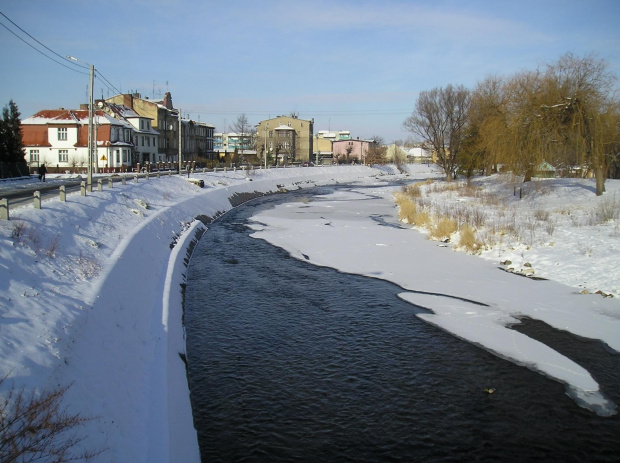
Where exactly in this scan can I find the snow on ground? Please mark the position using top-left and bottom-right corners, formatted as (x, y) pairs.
(1, 163), (619, 461)
(0, 165), (398, 462)
(247, 166), (620, 417)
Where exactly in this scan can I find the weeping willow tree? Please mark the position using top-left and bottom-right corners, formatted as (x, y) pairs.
(468, 53), (618, 194)
(543, 53), (619, 195)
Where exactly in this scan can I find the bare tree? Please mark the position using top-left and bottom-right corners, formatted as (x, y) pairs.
(229, 114), (255, 154)
(403, 85), (471, 181)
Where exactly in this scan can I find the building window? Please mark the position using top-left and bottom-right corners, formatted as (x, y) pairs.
(58, 150), (68, 163)
(141, 136), (145, 146)
(29, 150), (39, 163)
(147, 137), (150, 147)
(115, 150), (120, 164)
(58, 127), (67, 141)
(122, 150), (128, 162)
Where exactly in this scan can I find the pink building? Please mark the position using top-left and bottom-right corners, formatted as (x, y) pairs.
(332, 139), (372, 164)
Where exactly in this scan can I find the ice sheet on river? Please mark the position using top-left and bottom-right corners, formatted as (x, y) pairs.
(248, 185), (620, 416)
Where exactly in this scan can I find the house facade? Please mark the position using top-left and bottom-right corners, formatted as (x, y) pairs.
(102, 103), (159, 165)
(332, 138), (372, 164)
(255, 115), (314, 164)
(21, 108), (136, 173)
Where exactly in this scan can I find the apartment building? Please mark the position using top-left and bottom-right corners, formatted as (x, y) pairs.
(255, 115), (314, 164)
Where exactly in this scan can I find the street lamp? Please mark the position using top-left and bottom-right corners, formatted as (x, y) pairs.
(67, 55), (94, 191)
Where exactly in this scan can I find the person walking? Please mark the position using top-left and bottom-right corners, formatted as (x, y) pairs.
(38, 163), (47, 182)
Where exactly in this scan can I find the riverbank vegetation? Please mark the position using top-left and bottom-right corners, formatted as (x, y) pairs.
(394, 173), (620, 295)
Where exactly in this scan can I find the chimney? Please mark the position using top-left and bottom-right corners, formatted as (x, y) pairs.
(163, 92), (173, 110)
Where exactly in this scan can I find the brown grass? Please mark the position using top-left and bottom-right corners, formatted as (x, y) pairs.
(430, 216), (458, 240)
(459, 225), (479, 252)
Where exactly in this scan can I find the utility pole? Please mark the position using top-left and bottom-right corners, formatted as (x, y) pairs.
(88, 64), (94, 186)
(178, 109), (182, 174)
(68, 55), (94, 187)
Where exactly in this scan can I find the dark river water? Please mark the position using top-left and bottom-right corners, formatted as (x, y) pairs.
(184, 185), (620, 462)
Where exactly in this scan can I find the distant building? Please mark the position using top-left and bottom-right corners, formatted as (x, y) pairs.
(311, 130), (352, 164)
(214, 132), (254, 160)
(332, 138), (372, 164)
(106, 92), (215, 163)
(402, 145), (432, 163)
(534, 161), (557, 178)
(256, 115), (314, 164)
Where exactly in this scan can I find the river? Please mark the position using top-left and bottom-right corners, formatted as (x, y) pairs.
(185, 184), (620, 462)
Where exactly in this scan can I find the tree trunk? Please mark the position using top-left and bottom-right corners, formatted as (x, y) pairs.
(523, 165), (533, 183)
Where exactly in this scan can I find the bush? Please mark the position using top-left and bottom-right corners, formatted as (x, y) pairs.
(395, 194), (418, 224)
(459, 225), (479, 252)
(594, 194), (619, 223)
(403, 184), (422, 198)
(0, 377), (102, 462)
(430, 217), (458, 240)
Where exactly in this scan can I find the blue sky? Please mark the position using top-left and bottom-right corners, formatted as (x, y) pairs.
(1, 0), (619, 143)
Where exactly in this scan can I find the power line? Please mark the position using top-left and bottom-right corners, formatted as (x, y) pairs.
(0, 11), (127, 102)
(0, 20), (87, 74)
(95, 69), (123, 99)
(0, 11), (87, 73)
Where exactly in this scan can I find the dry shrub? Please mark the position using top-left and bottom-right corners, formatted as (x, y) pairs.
(404, 184), (422, 198)
(458, 184), (482, 198)
(593, 194), (619, 223)
(394, 192), (413, 219)
(430, 216), (458, 240)
(0, 377), (103, 462)
(394, 192), (432, 227)
(397, 196), (418, 224)
(459, 225), (479, 252)
(534, 209), (551, 221)
(10, 221), (27, 241)
(412, 209), (431, 227)
(45, 235), (61, 258)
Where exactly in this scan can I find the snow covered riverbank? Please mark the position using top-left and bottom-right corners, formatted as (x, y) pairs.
(0, 165), (401, 462)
